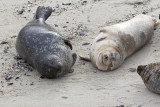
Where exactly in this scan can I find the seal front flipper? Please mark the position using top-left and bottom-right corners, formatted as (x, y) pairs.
(78, 53), (91, 62)
(62, 38), (73, 50)
(35, 6), (52, 21)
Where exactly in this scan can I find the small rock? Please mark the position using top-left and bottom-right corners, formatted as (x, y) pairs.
(54, 24), (58, 27)
(63, 26), (67, 28)
(11, 35), (17, 38)
(7, 83), (13, 86)
(132, 14), (136, 17)
(68, 69), (74, 73)
(93, 70), (97, 73)
(1, 41), (8, 44)
(62, 96), (68, 99)
(17, 9), (25, 14)
(14, 56), (22, 60)
(52, 9), (56, 12)
(62, 3), (71, 5)
(16, 62), (25, 68)
(137, 105), (142, 107)
(4, 47), (9, 53)
(28, 67), (33, 71)
(142, 11), (147, 14)
(15, 77), (20, 80)
(82, 43), (90, 45)
(30, 82), (34, 85)
(128, 68), (136, 72)
(116, 105), (124, 107)
(55, 4), (59, 8)
(81, 1), (87, 5)
(28, 1), (32, 4)
(78, 32), (85, 36)
(24, 73), (31, 76)
(5, 76), (13, 81)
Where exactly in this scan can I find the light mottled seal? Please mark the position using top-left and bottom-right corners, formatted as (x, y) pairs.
(137, 62), (160, 94)
(79, 14), (159, 71)
(16, 6), (77, 78)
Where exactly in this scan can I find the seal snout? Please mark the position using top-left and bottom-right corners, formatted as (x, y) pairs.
(50, 62), (62, 72)
(137, 65), (147, 76)
(41, 61), (63, 78)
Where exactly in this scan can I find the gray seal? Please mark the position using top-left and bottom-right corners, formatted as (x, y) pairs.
(137, 63), (160, 94)
(16, 6), (77, 78)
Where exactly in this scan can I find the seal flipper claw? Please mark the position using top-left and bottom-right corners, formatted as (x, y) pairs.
(35, 6), (52, 21)
(72, 53), (77, 66)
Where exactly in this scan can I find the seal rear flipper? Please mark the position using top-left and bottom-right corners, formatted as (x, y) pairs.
(78, 53), (91, 62)
(35, 6), (52, 21)
(72, 53), (77, 66)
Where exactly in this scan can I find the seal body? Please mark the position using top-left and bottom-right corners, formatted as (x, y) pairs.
(90, 14), (159, 71)
(137, 63), (160, 94)
(16, 6), (77, 78)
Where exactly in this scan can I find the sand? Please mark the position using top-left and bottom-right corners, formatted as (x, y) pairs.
(0, 0), (160, 107)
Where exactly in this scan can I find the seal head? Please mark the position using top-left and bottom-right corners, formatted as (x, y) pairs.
(97, 46), (122, 71)
(137, 63), (160, 94)
(90, 30), (124, 71)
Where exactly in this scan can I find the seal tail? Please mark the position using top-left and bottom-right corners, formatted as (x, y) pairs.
(35, 6), (52, 21)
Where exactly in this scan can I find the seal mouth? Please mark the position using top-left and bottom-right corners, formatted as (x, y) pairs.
(103, 53), (115, 70)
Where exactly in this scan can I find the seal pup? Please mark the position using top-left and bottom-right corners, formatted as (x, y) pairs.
(137, 62), (160, 94)
(16, 6), (77, 78)
(79, 14), (159, 71)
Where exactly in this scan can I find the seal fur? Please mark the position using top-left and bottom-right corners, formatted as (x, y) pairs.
(137, 62), (160, 94)
(90, 14), (159, 71)
(16, 6), (77, 78)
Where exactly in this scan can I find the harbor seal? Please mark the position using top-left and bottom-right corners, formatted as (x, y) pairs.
(79, 14), (159, 71)
(137, 62), (160, 94)
(16, 6), (77, 78)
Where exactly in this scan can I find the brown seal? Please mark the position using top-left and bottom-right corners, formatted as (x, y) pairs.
(137, 62), (160, 94)
(89, 14), (159, 71)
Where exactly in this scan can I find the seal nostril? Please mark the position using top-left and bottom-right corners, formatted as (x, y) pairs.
(105, 56), (108, 61)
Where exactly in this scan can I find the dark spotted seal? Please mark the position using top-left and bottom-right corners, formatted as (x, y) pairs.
(89, 14), (159, 71)
(137, 62), (160, 94)
(16, 6), (77, 78)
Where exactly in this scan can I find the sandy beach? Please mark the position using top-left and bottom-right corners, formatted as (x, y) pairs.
(0, 0), (160, 106)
